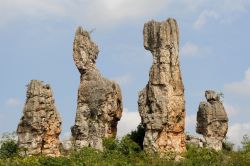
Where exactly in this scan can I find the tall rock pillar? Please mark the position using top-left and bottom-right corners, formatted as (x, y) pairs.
(196, 90), (228, 150)
(138, 18), (186, 154)
(71, 27), (123, 150)
(17, 80), (61, 156)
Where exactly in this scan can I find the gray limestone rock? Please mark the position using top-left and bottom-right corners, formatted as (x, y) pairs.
(17, 80), (61, 156)
(186, 135), (204, 148)
(138, 18), (186, 155)
(196, 90), (228, 150)
(71, 27), (123, 150)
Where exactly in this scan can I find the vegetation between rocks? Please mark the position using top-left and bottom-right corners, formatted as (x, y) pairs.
(1, 129), (250, 166)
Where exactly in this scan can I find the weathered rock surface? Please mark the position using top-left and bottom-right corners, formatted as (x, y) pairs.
(17, 80), (61, 156)
(196, 90), (228, 151)
(71, 27), (123, 150)
(186, 135), (204, 148)
(138, 18), (186, 154)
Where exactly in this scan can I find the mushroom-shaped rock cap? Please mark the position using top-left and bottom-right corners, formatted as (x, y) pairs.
(143, 18), (179, 51)
(73, 26), (99, 73)
(205, 90), (220, 102)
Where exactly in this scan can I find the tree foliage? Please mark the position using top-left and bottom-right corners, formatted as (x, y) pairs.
(1, 133), (250, 165)
(127, 123), (145, 149)
(0, 132), (18, 159)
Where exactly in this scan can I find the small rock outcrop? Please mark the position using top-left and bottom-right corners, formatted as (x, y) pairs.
(138, 18), (186, 154)
(186, 135), (204, 148)
(17, 80), (61, 156)
(196, 90), (228, 150)
(71, 27), (123, 150)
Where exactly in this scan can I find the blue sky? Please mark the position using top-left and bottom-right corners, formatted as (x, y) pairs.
(0, 0), (250, 147)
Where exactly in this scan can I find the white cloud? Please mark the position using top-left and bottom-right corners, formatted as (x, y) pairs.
(224, 103), (239, 117)
(224, 68), (250, 96)
(182, 0), (205, 11)
(117, 108), (140, 138)
(5, 98), (21, 108)
(181, 42), (201, 57)
(113, 74), (133, 86)
(77, 0), (168, 25)
(0, 0), (169, 28)
(217, 0), (250, 24)
(193, 10), (219, 29)
(227, 123), (250, 148)
(1, 0), (249, 29)
(191, 0), (250, 28)
(0, 0), (66, 27)
(221, 0), (250, 13)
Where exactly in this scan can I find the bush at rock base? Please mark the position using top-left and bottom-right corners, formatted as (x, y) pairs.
(1, 133), (250, 166)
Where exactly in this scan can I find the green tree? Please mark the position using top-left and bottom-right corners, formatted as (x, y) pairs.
(222, 137), (234, 152)
(127, 123), (145, 149)
(0, 140), (18, 159)
(241, 134), (250, 151)
(0, 132), (18, 159)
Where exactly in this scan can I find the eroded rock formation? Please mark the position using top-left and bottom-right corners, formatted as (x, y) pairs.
(138, 18), (186, 154)
(71, 27), (123, 150)
(196, 90), (228, 150)
(17, 80), (61, 156)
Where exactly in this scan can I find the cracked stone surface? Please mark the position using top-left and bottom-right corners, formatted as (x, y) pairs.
(71, 27), (123, 150)
(138, 18), (186, 154)
(196, 90), (228, 151)
(17, 80), (61, 156)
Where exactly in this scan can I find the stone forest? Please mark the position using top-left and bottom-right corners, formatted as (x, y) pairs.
(2, 18), (249, 166)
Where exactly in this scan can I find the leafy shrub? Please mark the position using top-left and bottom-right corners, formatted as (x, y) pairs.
(222, 139), (234, 152)
(103, 138), (118, 151)
(0, 132), (18, 159)
(184, 144), (225, 166)
(118, 136), (141, 155)
(38, 156), (72, 166)
(241, 135), (250, 152)
(127, 124), (145, 149)
(103, 136), (141, 155)
(1, 134), (250, 165)
(5, 156), (41, 166)
(0, 140), (18, 159)
(69, 147), (101, 165)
